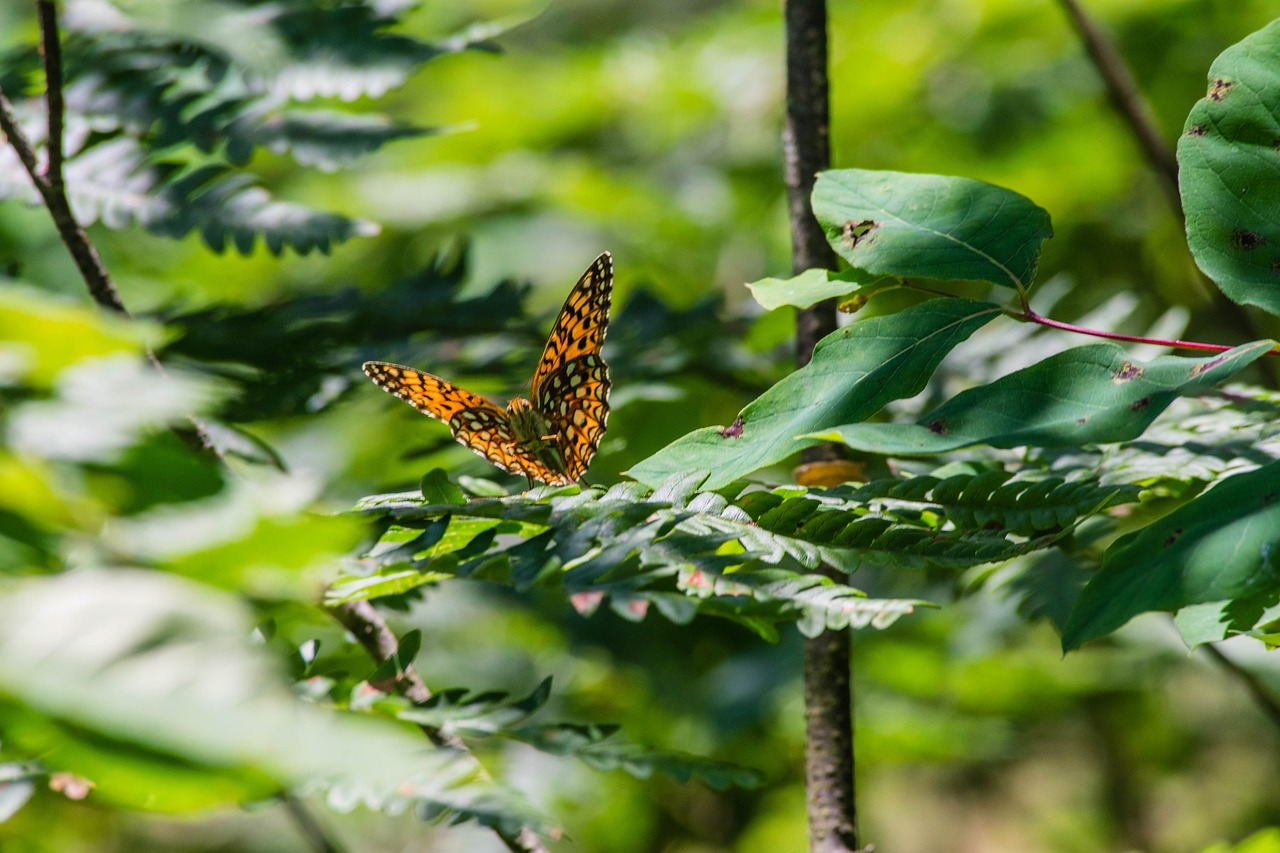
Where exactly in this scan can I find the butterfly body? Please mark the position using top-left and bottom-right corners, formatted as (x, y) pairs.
(364, 253), (613, 486)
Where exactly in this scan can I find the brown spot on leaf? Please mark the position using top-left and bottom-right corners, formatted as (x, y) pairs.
(841, 219), (879, 249)
(1185, 124), (1207, 137)
(1163, 527), (1183, 547)
(1189, 355), (1227, 377)
(927, 420), (949, 435)
(1129, 397), (1150, 412)
(1113, 362), (1145, 382)
(720, 415), (745, 438)
(983, 519), (1005, 531)
(1231, 229), (1266, 251)
(1208, 78), (1233, 101)
(1263, 491), (1277, 504)
(1076, 417), (1088, 425)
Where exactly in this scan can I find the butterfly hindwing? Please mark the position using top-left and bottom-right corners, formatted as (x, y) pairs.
(362, 361), (537, 479)
(534, 354), (610, 482)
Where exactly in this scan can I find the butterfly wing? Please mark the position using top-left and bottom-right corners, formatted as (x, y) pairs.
(534, 354), (610, 481)
(532, 252), (613, 393)
(363, 361), (551, 481)
(530, 253), (613, 481)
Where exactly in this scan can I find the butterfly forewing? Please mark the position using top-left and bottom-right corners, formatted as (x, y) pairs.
(364, 252), (613, 486)
(532, 253), (613, 394)
(362, 361), (550, 481)
(531, 252), (613, 480)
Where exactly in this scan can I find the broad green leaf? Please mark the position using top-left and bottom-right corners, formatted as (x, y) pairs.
(1179, 19), (1280, 316)
(421, 468), (467, 505)
(812, 169), (1053, 293)
(0, 570), (481, 812)
(628, 298), (1000, 489)
(1062, 459), (1280, 650)
(0, 287), (156, 388)
(810, 342), (1274, 454)
(746, 268), (881, 311)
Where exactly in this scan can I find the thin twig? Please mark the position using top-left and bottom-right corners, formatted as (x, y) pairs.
(36, 0), (64, 193)
(1199, 642), (1280, 732)
(282, 793), (347, 853)
(0, 6), (124, 314)
(328, 600), (456, 746)
(327, 599), (550, 853)
(1055, 0), (1179, 210)
(1011, 308), (1280, 355)
(1055, 0), (1278, 388)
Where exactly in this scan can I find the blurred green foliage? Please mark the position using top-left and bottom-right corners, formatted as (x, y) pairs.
(1, 1), (1279, 852)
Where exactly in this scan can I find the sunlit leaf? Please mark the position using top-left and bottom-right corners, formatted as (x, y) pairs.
(812, 169), (1053, 292)
(1179, 19), (1280, 316)
(810, 342), (1273, 454)
(1062, 460), (1280, 650)
(629, 298), (1000, 489)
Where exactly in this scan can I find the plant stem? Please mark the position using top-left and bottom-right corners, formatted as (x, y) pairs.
(1199, 642), (1280, 732)
(36, 0), (65, 194)
(784, 1), (861, 851)
(1055, 0), (1178, 210)
(1055, 0), (1278, 386)
(282, 793), (347, 853)
(1011, 307), (1280, 355)
(327, 599), (550, 853)
(0, 2), (125, 314)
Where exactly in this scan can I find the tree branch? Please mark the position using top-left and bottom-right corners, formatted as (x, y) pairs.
(783, 2), (862, 851)
(1055, 0), (1179, 210)
(327, 599), (550, 853)
(281, 793), (347, 853)
(1200, 642), (1280, 732)
(0, 3), (124, 314)
(36, 0), (65, 193)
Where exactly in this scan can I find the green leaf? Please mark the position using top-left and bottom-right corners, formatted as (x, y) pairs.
(810, 342), (1274, 454)
(1062, 460), (1280, 650)
(746, 268), (882, 311)
(421, 469), (467, 505)
(628, 298), (1000, 489)
(508, 724), (762, 790)
(812, 169), (1053, 293)
(0, 569), (485, 812)
(1179, 19), (1280, 316)
(0, 286), (156, 388)
(0, 137), (379, 257)
(247, 110), (443, 171)
(397, 679), (554, 734)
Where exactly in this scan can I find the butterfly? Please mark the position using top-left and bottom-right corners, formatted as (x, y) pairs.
(364, 252), (613, 486)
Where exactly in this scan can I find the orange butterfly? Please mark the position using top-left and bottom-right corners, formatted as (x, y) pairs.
(364, 253), (612, 486)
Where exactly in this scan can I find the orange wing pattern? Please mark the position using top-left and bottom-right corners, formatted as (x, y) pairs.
(362, 361), (557, 482)
(363, 253), (613, 486)
(531, 252), (612, 481)
(532, 253), (613, 393)
(534, 354), (609, 482)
